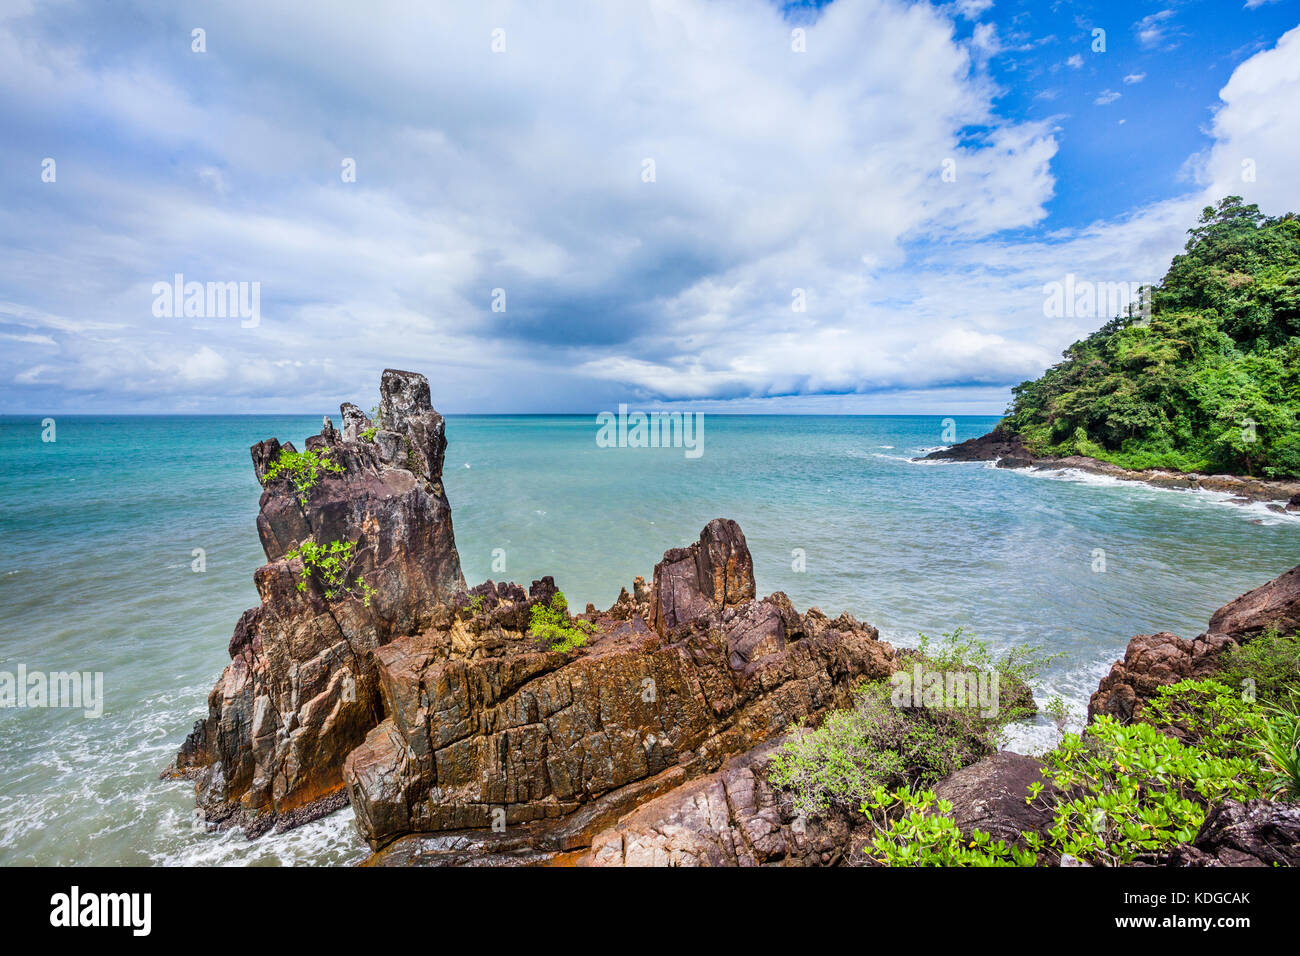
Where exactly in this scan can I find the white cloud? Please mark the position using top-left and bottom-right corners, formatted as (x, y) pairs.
(1135, 10), (1176, 49)
(1094, 89), (1122, 105)
(1065, 53), (1084, 68)
(0, 2), (1298, 413)
(1123, 72), (1146, 85)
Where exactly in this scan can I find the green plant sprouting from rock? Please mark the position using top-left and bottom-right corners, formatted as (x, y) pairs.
(264, 447), (344, 506)
(285, 538), (376, 607)
(529, 591), (594, 653)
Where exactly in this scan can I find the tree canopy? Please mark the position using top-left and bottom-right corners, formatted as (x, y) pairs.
(1002, 197), (1300, 478)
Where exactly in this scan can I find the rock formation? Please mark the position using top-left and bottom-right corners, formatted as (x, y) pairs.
(1089, 562), (1300, 723)
(344, 518), (896, 851)
(175, 371), (897, 851)
(171, 369), (464, 833)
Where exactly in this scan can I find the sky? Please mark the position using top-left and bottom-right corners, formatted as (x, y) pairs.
(1, 0), (1298, 415)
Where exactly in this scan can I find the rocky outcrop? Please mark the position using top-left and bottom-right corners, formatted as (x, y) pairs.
(1088, 632), (1236, 723)
(921, 427), (1029, 464)
(1089, 561), (1300, 723)
(171, 369), (465, 832)
(1168, 799), (1300, 867)
(343, 519), (897, 851)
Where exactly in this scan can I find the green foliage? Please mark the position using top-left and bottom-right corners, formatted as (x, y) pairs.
(1219, 628), (1300, 706)
(264, 447), (344, 506)
(1251, 691), (1300, 800)
(360, 425), (378, 442)
(1003, 198), (1300, 477)
(769, 632), (1041, 817)
(285, 538), (375, 606)
(860, 786), (1038, 867)
(528, 591), (594, 653)
(848, 678), (1300, 867)
(1037, 680), (1268, 865)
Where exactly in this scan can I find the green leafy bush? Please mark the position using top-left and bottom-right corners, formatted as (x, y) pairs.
(529, 591), (594, 653)
(1252, 692), (1300, 800)
(285, 538), (376, 606)
(1034, 680), (1268, 865)
(264, 447), (344, 506)
(1219, 628), (1300, 705)
(860, 787), (1038, 867)
(769, 633), (1041, 817)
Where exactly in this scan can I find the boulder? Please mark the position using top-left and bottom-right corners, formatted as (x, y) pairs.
(173, 369), (465, 830)
(1168, 799), (1300, 867)
(1287, 493), (1300, 513)
(583, 737), (859, 867)
(1206, 563), (1300, 642)
(931, 752), (1059, 847)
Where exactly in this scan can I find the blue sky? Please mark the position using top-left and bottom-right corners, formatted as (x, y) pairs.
(1, 0), (1298, 414)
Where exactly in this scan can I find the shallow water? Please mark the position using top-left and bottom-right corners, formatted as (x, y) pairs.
(1, 413), (1296, 865)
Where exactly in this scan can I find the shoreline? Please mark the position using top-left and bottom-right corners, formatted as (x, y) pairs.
(921, 431), (1300, 514)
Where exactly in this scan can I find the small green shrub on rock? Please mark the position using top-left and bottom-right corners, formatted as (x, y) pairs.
(264, 447), (343, 507)
(769, 633), (1041, 817)
(861, 787), (1038, 867)
(285, 538), (376, 607)
(529, 591), (594, 653)
(1220, 628), (1300, 705)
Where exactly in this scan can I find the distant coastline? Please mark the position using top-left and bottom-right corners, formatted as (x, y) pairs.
(921, 428), (1300, 513)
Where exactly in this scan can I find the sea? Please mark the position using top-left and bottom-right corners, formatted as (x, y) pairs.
(1, 413), (1297, 865)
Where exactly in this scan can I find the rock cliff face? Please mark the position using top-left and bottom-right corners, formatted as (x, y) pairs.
(173, 369), (464, 832)
(1089, 562), (1300, 723)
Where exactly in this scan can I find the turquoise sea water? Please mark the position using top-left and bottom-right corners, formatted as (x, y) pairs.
(1, 413), (1297, 865)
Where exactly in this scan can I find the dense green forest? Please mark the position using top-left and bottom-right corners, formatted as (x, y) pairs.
(1002, 197), (1300, 478)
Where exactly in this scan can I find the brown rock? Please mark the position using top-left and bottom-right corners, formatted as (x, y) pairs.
(648, 518), (756, 637)
(343, 523), (896, 851)
(1206, 563), (1300, 641)
(174, 369), (465, 830)
(931, 752), (1059, 848)
(583, 737), (858, 867)
(1088, 631), (1235, 723)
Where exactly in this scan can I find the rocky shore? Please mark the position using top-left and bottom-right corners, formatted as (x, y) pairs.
(922, 428), (1300, 512)
(171, 372), (1300, 865)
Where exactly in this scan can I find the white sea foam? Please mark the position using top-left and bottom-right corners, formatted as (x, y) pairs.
(1008, 465), (1300, 526)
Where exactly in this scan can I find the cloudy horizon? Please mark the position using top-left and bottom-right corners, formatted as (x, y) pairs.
(2, 0), (1299, 415)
